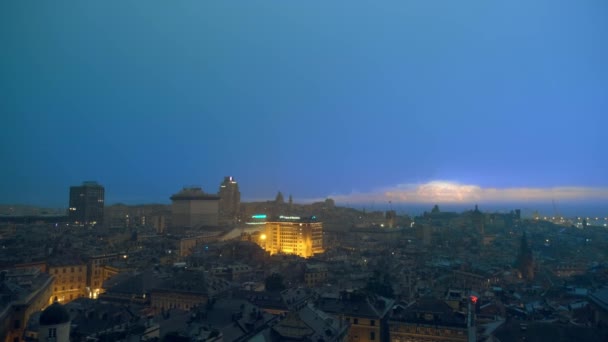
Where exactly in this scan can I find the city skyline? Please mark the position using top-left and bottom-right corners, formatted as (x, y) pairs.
(2, 177), (608, 219)
(2, 1), (607, 208)
(3, 2), (608, 341)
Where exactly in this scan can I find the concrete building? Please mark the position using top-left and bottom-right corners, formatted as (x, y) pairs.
(218, 176), (240, 224)
(589, 287), (608, 328)
(0, 269), (53, 342)
(259, 216), (323, 258)
(149, 270), (231, 312)
(37, 302), (71, 342)
(47, 258), (88, 304)
(68, 181), (104, 225)
(388, 299), (468, 342)
(178, 232), (222, 257)
(86, 252), (123, 299)
(304, 263), (328, 287)
(316, 291), (394, 342)
(170, 187), (220, 232)
(269, 303), (349, 341)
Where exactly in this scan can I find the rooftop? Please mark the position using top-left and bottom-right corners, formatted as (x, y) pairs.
(170, 187), (220, 201)
(40, 302), (70, 325)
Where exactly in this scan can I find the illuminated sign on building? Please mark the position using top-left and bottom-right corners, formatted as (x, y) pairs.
(279, 215), (301, 220)
(251, 214), (267, 219)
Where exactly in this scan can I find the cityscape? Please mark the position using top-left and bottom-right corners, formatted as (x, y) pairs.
(1, 178), (608, 342)
(2, 1), (608, 342)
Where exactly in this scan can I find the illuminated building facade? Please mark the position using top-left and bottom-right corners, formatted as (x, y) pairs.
(48, 260), (87, 303)
(259, 216), (323, 258)
(170, 187), (220, 232)
(218, 176), (240, 224)
(87, 253), (123, 299)
(68, 181), (105, 225)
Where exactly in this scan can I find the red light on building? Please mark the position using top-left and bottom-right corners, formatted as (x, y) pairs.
(470, 295), (478, 304)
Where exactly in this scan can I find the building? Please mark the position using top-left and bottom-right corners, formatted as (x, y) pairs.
(589, 287), (608, 328)
(259, 216), (323, 258)
(178, 232), (222, 257)
(47, 258), (88, 303)
(149, 270), (231, 312)
(269, 303), (349, 341)
(86, 253), (123, 299)
(388, 299), (468, 342)
(218, 176), (240, 224)
(316, 291), (394, 342)
(150, 214), (167, 234)
(68, 181), (105, 225)
(304, 263), (328, 288)
(37, 302), (71, 342)
(0, 269), (54, 342)
(170, 187), (220, 232)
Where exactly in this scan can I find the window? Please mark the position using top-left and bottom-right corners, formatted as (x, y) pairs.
(13, 319), (20, 329)
(353, 318), (358, 324)
(370, 331), (375, 340)
(370, 319), (375, 326)
(48, 328), (57, 338)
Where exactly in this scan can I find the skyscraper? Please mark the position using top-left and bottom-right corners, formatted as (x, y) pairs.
(218, 176), (240, 224)
(68, 181), (105, 225)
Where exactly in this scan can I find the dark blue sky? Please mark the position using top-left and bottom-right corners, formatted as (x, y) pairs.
(1, 1), (607, 207)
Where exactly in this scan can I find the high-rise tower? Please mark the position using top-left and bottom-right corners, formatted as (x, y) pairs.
(68, 181), (105, 225)
(218, 176), (240, 224)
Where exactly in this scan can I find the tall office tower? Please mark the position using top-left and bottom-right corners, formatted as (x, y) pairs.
(170, 187), (220, 232)
(218, 176), (240, 224)
(259, 216), (323, 258)
(68, 181), (105, 225)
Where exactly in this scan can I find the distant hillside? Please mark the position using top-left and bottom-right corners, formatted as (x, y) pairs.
(0, 204), (65, 216)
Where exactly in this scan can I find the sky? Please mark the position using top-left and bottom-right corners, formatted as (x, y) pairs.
(1, 1), (607, 211)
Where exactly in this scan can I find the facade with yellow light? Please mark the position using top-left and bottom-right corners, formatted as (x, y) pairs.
(48, 261), (88, 303)
(258, 216), (323, 258)
(86, 252), (123, 299)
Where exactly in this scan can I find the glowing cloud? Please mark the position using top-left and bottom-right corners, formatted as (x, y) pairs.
(328, 181), (608, 204)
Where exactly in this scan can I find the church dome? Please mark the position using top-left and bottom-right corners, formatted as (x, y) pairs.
(40, 302), (70, 325)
